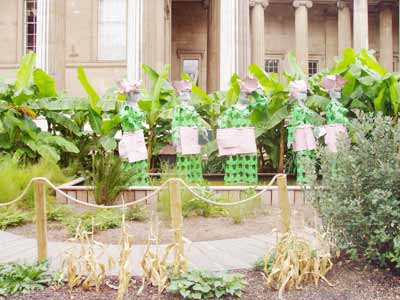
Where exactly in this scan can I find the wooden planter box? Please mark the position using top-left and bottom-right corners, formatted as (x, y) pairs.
(56, 178), (306, 208)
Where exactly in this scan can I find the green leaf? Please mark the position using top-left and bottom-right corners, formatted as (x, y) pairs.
(45, 112), (82, 136)
(180, 72), (192, 81)
(332, 48), (355, 74)
(77, 66), (101, 114)
(33, 69), (57, 97)
(38, 132), (79, 153)
(359, 49), (387, 76)
(88, 107), (102, 135)
(374, 86), (386, 112)
(99, 135), (117, 152)
(287, 51), (305, 79)
(142, 64), (160, 83)
(13, 88), (34, 106)
(248, 64), (283, 93)
(101, 115), (121, 134)
(15, 53), (36, 90)
(36, 144), (60, 162)
(358, 76), (376, 86)
(305, 95), (330, 111)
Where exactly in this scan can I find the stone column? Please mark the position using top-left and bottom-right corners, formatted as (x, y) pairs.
(250, 0), (268, 68)
(353, 0), (368, 52)
(219, 0), (251, 90)
(207, 0), (220, 93)
(338, 0), (352, 55)
(293, 0), (312, 75)
(379, 3), (393, 71)
(36, 0), (65, 89)
(142, 0), (166, 81)
(127, 0), (143, 81)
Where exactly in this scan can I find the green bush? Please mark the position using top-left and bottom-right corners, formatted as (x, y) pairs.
(0, 261), (52, 295)
(167, 270), (247, 299)
(62, 209), (121, 235)
(0, 207), (31, 229)
(125, 205), (148, 222)
(309, 113), (400, 270)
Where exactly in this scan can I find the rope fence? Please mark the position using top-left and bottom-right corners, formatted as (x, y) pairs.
(0, 174), (291, 263)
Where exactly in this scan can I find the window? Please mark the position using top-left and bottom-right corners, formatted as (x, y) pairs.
(98, 0), (127, 60)
(265, 59), (279, 74)
(182, 59), (199, 83)
(24, 0), (37, 53)
(308, 60), (319, 76)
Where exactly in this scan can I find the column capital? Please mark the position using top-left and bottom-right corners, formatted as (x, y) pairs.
(249, 0), (269, 9)
(293, 0), (312, 9)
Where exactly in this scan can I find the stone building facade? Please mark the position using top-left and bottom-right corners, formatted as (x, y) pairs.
(0, 0), (398, 95)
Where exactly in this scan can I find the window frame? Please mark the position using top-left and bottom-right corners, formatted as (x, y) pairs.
(97, 0), (127, 62)
(177, 49), (204, 87)
(308, 58), (320, 77)
(23, 0), (37, 54)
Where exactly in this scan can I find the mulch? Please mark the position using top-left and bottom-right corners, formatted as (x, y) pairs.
(4, 261), (400, 300)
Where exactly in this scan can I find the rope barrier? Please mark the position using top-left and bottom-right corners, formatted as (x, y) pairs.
(0, 174), (284, 209)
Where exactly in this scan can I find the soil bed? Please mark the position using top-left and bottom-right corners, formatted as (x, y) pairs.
(4, 262), (400, 300)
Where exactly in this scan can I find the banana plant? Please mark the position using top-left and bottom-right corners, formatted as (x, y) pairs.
(138, 64), (174, 169)
(76, 66), (121, 152)
(0, 53), (79, 162)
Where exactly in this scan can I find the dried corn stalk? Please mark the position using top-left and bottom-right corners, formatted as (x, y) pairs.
(263, 231), (334, 300)
(62, 219), (112, 291)
(116, 213), (134, 300)
(140, 215), (178, 296)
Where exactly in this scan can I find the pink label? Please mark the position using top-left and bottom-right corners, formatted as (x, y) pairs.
(293, 125), (317, 152)
(324, 124), (347, 153)
(179, 127), (201, 155)
(118, 130), (148, 163)
(217, 127), (257, 156)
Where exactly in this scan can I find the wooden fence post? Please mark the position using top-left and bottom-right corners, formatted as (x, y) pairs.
(277, 174), (291, 233)
(168, 179), (186, 273)
(34, 179), (48, 262)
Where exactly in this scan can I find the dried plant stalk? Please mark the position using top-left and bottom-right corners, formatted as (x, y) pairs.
(62, 219), (112, 291)
(140, 214), (184, 297)
(117, 212), (134, 300)
(264, 231), (334, 300)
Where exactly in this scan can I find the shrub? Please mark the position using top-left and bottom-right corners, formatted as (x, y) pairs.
(125, 205), (148, 222)
(0, 207), (31, 229)
(62, 209), (121, 235)
(46, 203), (72, 222)
(167, 270), (247, 299)
(309, 113), (400, 270)
(0, 261), (52, 295)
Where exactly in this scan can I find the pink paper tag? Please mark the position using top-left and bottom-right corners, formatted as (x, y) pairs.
(293, 125), (317, 152)
(118, 130), (148, 163)
(217, 127), (257, 156)
(178, 127), (201, 155)
(324, 124), (347, 153)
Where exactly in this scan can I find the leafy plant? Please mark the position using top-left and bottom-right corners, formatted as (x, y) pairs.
(62, 209), (121, 235)
(167, 270), (247, 299)
(90, 152), (132, 206)
(0, 53), (79, 162)
(0, 261), (52, 295)
(309, 113), (400, 270)
(125, 204), (148, 222)
(0, 207), (30, 229)
(139, 64), (174, 169)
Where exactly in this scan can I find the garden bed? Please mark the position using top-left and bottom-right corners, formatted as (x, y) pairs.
(9, 262), (400, 300)
(55, 178), (306, 207)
